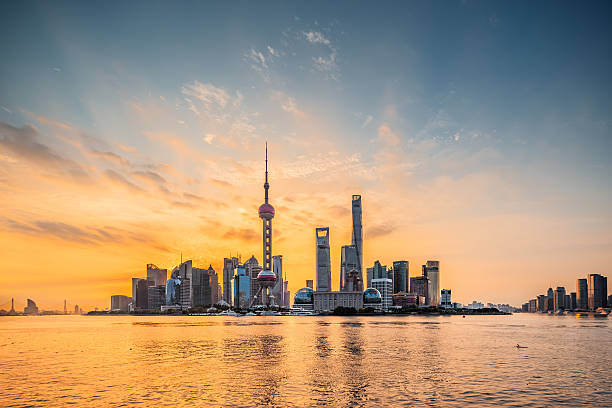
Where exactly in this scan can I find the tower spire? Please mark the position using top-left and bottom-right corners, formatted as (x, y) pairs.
(264, 141), (269, 203)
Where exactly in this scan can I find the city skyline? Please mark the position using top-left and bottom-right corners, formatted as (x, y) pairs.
(1, 1), (612, 310)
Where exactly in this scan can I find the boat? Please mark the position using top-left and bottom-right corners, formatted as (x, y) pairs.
(218, 310), (239, 317)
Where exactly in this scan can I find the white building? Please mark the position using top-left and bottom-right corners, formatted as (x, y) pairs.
(371, 278), (393, 311)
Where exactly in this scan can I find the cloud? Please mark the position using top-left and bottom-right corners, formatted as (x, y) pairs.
(87, 149), (131, 167)
(1, 217), (168, 251)
(210, 178), (233, 188)
(267, 45), (280, 57)
(131, 170), (167, 186)
(1, 106), (12, 114)
(103, 169), (143, 192)
(182, 81), (230, 110)
(361, 115), (373, 128)
(53, 67), (61, 72)
(272, 92), (306, 118)
(0, 121), (89, 181)
(222, 227), (259, 242)
(233, 91), (243, 108)
(375, 124), (400, 146)
(244, 48), (270, 81)
(304, 31), (330, 45)
(203, 133), (216, 144)
(366, 223), (397, 238)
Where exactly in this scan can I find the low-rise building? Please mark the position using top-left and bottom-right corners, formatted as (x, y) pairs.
(313, 291), (363, 312)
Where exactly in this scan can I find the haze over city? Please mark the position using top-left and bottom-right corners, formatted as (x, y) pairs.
(1, 1), (611, 311)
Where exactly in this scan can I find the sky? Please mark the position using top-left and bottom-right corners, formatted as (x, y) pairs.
(1, 0), (611, 311)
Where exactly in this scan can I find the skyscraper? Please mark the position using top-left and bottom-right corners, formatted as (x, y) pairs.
(222, 257), (238, 304)
(271, 255), (284, 306)
(351, 195), (363, 284)
(340, 245), (359, 291)
(577, 278), (588, 310)
(233, 264), (251, 309)
(410, 276), (429, 305)
(258, 143), (275, 273)
(423, 261), (440, 306)
(316, 227), (331, 291)
(132, 278), (148, 310)
(553, 286), (566, 311)
(392, 261), (409, 294)
(147, 264), (167, 287)
(587, 274), (608, 310)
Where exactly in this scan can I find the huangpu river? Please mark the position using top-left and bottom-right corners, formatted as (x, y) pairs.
(1, 314), (610, 407)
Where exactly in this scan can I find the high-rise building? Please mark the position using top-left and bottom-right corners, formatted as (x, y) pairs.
(283, 280), (290, 308)
(576, 278), (588, 310)
(147, 264), (167, 287)
(259, 143), (275, 273)
(370, 261), (387, 279)
(546, 287), (554, 311)
(147, 285), (166, 310)
(351, 195), (363, 285)
(166, 271), (181, 306)
(191, 265), (219, 307)
(372, 278), (393, 311)
(393, 261), (409, 294)
(570, 292), (577, 310)
(410, 276), (429, 305)
(553, 286), (566, 311)
(340, 245), (358, 291)
(537, 294), (547, 312)
(244, 256), (262, 302)
(233, 264), (251, 309)
(271, 255), (284, 306)
(222, 257), (238, 305)
(316, 227), (331, 291)
(528, 299), (537, 313)
(24, 299), (38, 315)
(132, 278), (148, 310)
(423, 261), (440, 306)
(173, 260), (193, 308)
(111, 295), (131, 311)
(588, 274), (608, 310)
(441, 289), (451, 308)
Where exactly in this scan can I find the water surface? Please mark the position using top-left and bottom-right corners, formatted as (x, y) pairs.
(1, 314), (610, 407)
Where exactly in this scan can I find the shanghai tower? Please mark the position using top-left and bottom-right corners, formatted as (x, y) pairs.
(352, 195), (363, 283)
(258, 143), (275, 272)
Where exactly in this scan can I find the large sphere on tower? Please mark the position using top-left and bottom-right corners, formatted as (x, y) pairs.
(259, 203), (275, 219)
(257, 269), (276, 287)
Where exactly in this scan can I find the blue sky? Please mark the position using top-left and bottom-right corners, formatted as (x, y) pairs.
(0, 0), (611, 308)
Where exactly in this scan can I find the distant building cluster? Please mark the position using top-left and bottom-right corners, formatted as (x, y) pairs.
(522, 273), (609, 314)
(0, 297), (83, 316)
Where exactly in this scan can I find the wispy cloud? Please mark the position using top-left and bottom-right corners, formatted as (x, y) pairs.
(303, 31), (330, 45)
(0, 121), (89, 181)
(103, 169), (143, 192)
(182, 81), (230, 110)
(244, 48), (270, 82)
(267, 45), (280, 57)
(374, 124), (400, 146)
(361, 115), (373, 128)
(273, 92), (306, 118)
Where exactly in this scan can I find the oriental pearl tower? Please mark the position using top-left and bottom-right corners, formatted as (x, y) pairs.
(255, 142), (276, 306)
